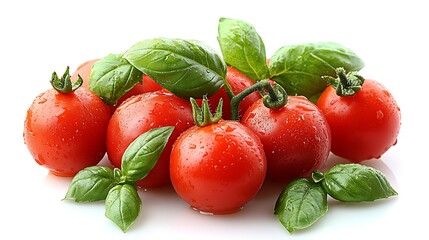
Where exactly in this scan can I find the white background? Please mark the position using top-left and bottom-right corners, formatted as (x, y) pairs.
(1, 0), (427, 239)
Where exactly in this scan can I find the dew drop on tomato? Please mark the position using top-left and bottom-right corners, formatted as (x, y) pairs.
(225, 125), (235, 132)
(376, 110), (384, 120)
(35, 154), (46, 165)
(215, 134), (223, 141)
(245, 140), (254, 146)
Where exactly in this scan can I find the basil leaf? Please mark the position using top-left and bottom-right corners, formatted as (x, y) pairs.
(89, 53), (143, 106)
(64, 166), (116, 202)
(322, 164), (398, 202)
(275, 178), (328, 233)
(217, 17), (269, 81)
(105, 184), (141, 233)
(269, 42), (364, 102)
(123, 38), (226, 99)
(121, 126), (174, 182)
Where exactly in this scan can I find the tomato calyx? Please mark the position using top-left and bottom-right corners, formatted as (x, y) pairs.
(190, 96), (223, 127)
(51, 66), (83, 94)
(323, 67), (365, 97)
(231, 79), (287, 120)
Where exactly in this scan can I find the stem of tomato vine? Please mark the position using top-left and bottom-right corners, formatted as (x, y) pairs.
(222, 77), (235, 100)
(230, 80), (288, 120)
(51, 66), (83, 94)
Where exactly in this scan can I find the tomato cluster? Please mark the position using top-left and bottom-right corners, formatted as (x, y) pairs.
(23, 61), (400, 214)
(23, 18), (401, 230)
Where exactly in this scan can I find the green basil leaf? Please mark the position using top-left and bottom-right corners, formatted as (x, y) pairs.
(217, 17), (269, 81)
(105, 184), (141, 233)
(269, 42), (364, 102)
(64, 166), (116, 202)
(275, 178), (328, 233)
(121, 126), (174, 182)
(123, 38), (226, 99)
(322, 164), (398, 202)
(89, 53), (143, 106)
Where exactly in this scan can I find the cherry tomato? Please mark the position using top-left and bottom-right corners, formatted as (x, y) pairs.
(170, 120), (267, 214)
(317, 79), (401, 162)
(241, 96), (331, 184)
(24, 69), (111, 177)
(106, 90), (194, 188)
(197, 66), (261, 119)
(71, 59), (162, 111)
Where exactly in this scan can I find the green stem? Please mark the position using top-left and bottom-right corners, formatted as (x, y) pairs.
(322, 67), (365, 97)
(311, 170), (324, 183)
(51, 66), (83, 94)
(190, 96), (223, 127)
(230, 80), (288, 120)
(223, 77), (235, 100)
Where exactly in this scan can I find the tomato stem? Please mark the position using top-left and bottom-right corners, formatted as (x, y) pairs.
(190, 96), (223, 127)
(230, 80), (288, 120)
(51, 66), (83, 94)
(223, 78), (235, 100)
(311, 170), (325, 183)
(322, 67), (365, 97)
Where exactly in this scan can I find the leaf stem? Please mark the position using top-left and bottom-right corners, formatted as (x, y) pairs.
(230, 80), (287, 120)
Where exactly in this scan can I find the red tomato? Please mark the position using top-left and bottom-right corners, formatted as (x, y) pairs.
(71, 59), (162, 111)
(71, 59), (99, 86)
(198, 66), (261, 119)
(241, 96), (331, 184)
(170, 120), (267, 214)
(106, 90), (194, 188)
(316, 79), (401, 162)
(24, 84), (111, 177)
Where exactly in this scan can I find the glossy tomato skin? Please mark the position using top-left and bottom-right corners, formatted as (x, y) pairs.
(317, 79), (401, 162)
(199, 66), (261, 120)
(24, 88), (111, 176)
(170, 120), (267, 214)
(241, 96), (331, 184)
(71, 59), (162, 111)
(106, 90), (194, 188)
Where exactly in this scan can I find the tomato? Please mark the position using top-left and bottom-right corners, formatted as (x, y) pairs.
(170, 120), (267, 214)
(71, 59), (162, 111)
(24, 70), (111, 177)
(198, 66), (261, 120)
(241, 96), (331, 184)
(316, 79), (401, 162)
(71, 59), (99, 86)
(106, 90), (194, 188)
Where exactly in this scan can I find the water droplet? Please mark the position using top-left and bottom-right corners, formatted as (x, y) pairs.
(189, 144), (196, 149)
(247, 112), (256, 119)
(55, 108), (66, 118)
(225, 125), (235, 132)
(37, 98), (47, 104)
(35, 154), (46, 165)
(383, 90), (391, 97)
(376, 110), (384, 120)
(215, 134), (223, 141)
(329, 99), (338, 106)
(199, 210), (214, 215)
